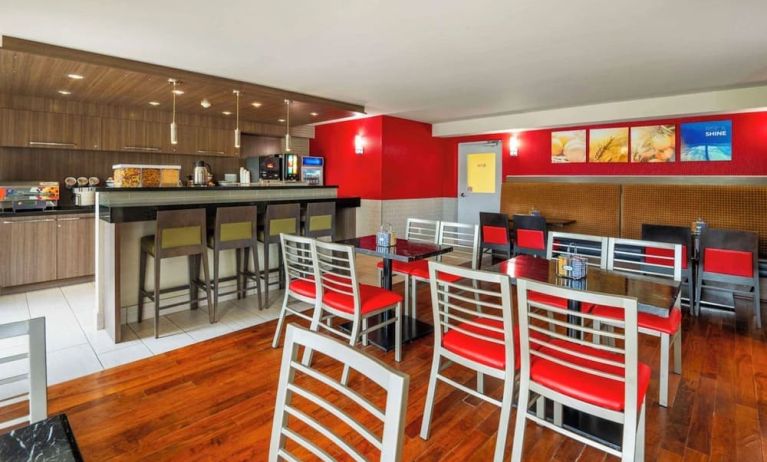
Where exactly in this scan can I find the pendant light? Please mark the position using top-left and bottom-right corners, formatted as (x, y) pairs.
(233, 90), (241, 149)
(169, 79), (178, 145)
(284, 99), (291, 152)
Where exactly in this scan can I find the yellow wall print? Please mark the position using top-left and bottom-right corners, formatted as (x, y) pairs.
(631, 124), (675, 162)
(551, 130), (586, 163)
(589, 127), (629, 163)
(466, 152), (496, 193)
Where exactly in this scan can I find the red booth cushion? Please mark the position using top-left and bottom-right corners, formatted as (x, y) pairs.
(482, 225), (510, 245)
(516, 229), (545, 250)
(323, 283), (403, 315)
(531, 339), (651, 411)
(645, 246), (688, 270)
(589, 305), (682, 335)
(703, 248), (753, 278)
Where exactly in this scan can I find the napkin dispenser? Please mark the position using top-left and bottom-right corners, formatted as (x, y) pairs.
(556, 252), (588, 280)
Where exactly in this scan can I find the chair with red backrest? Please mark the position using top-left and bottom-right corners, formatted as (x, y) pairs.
(695, 228), (761, 328)
(272, 234), (320, 348)
(512, 214), (547, 258)
(478, 212), (513, 269)
(419, 261), (518, 462)
(376, 218), (440, 317)
(269, 325), (409, 462)
(306, 240), (403, 384)
(592, 237), (683, 407)
(512, 278), (648, 462)
(641, 224), (694, 312)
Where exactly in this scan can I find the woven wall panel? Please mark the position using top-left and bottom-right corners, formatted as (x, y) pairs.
(622, 184), (767, 255)
(500, 182), (621, 237)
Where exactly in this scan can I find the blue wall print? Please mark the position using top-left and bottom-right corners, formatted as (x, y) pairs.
(680, 120), (732, 161)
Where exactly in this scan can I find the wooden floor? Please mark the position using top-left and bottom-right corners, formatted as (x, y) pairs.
(46, 284), (767, 461)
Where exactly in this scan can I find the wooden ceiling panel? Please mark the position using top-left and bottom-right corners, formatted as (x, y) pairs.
(0, 37), (364, 127)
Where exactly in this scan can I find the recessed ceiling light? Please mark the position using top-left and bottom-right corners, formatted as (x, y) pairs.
(149, 101), (160, 106)
(278, 118), (285, 123)
(222, 111), (232, 116)
(58, 90), (72, 95)
(201, 99), (211, 109)
(251, 102), (262, 108)
(67, 74), (84, 80)
(310, 112), (318, 117)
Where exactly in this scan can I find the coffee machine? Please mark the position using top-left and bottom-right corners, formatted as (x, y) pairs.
(256, 154), (300, 182)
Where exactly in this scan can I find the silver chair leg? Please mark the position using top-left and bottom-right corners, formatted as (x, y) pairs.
(394, 303), (402, 362)
(419, 350), (441, 440)
(493, 378), (515, 462)
(635, 401), (646, 462)
(271, 290), (291, 349)
(659, 333), (670, 407)
(341, 320), (361, 385)
(510, 381), (531, 462)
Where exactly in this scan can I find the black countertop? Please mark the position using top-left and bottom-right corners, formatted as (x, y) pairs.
(95, 184), (338, 192)
(0, 206), (94, 218)
(100, 196), (361, 223)
(0, 414), (84, 462)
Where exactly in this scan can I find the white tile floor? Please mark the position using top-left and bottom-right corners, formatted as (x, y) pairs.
(0, 255), (382, 390)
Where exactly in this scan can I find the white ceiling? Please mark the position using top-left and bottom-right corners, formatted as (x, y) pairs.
(2, 0), (767, 124)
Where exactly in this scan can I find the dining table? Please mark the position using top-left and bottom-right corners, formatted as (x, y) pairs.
(0, 414), (84, 462)
(487, 254), (682, 448)
(335, 235), (453, 351)
(509, 215), (576, 228)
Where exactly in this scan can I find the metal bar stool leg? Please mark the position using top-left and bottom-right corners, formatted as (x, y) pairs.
(138, 248), (147, 323)
(251, 244), (264, 310)
(153, 255), (161, 338)
(212, 245), (220, 320)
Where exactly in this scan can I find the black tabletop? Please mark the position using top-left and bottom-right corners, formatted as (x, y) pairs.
(509, 215), (576, 227)
(337, 235), (453, 262)
(487, 255), (681, 317)
(0, 414), (84, 462)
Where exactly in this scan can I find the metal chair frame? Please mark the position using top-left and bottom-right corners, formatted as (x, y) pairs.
(695, 228), (761, 328)
(306, 240), (403, 384)
(641, 224), (695, 310)
(546, 231), (609, 269)
(601, 237), (683, 407)
(0, 317), (47, 432)
(420, 261), (516, 462)
(269, 325), (409, 462)
(512, 278), (646, 462)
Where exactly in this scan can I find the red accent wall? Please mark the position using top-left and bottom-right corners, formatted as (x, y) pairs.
(311, 116), (383, 199)
(443, 111), (767, 178)
(310, 115), (454, 200)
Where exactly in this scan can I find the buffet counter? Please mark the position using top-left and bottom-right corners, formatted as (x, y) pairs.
(95, 186), (360, 342)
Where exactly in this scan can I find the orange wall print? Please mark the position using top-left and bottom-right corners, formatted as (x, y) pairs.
(589, 127), (629, 163)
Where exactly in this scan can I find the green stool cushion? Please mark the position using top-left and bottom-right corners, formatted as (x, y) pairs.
(308, 214), (333, 232)
(268, 218), (297, 237)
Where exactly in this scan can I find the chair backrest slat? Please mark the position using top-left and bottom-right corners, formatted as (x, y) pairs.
(607, 237), (682, 282)
(437, 221), (480, 269)
(314, 240), (361, 312)
(406, 218), (440, 244)
(0, 317), (47, 431)
(281, 234), (317, 288)
(269, 325), (409, 462)
(547, 231), (608, 269)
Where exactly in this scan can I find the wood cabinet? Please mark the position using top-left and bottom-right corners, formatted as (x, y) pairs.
(0, 109), (101, 150)
(56, 216), (95, 279)
(101, 118), (169, 153)
(0, 217), (58, 287)
(177, 125), (239, 157)
(0, 214), (95, 289)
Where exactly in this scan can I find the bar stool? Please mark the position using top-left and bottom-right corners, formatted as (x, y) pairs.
(138, 209), (212, 338)
(207, 205), (263, 320)
(255, 203), (301, 306)
(303, 201), (336, 240)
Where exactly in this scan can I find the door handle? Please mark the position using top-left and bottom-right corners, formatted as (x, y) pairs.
(460, 193), (466, 197)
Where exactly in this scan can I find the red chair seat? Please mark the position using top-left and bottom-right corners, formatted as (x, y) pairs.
(589, 305), (682, 335)
(288, 278), (316, 298)
(517, 229), (545, 250)
(532, 339), (651, 411)
(482, 225), (510, 245)
(703, 248), (753, 278)
(323, 283), (403, 315)
(442, 317), (548, 370)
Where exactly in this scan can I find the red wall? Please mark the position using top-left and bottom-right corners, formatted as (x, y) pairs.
(443, 111), (767, 178)
(310, 115), (454, 199)
(311, 116), (383, 199)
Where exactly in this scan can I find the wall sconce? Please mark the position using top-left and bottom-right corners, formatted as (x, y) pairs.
(509, 134), (520, 156)
(354, 134), (364, 154)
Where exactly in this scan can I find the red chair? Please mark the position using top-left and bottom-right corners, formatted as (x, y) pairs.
(695, 228), (761, 328)
(376, 218), (439, 316)
(478, 212), (513, 268)
(591, 237), (683, 407)
(641, 224), (694, 311)
(307, 240), (403, 384)
(512, 278), (648, 462)
(419, 261), (519, 462)
(512, 214), (547, 258)
(272, 234), (319, 348)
